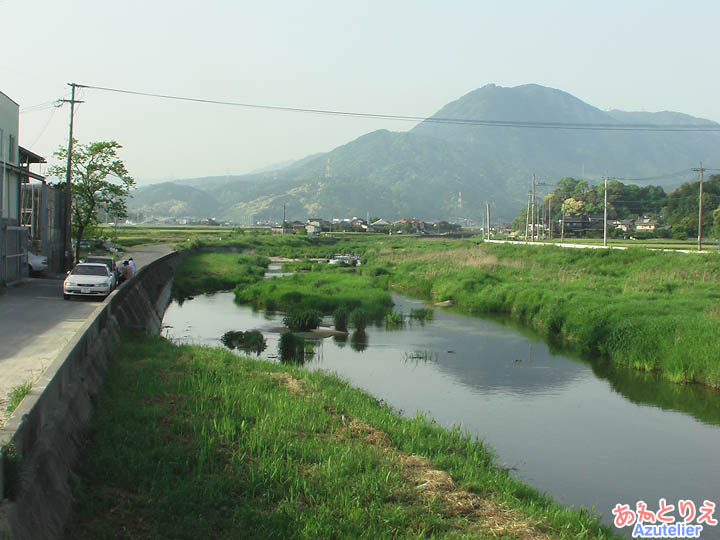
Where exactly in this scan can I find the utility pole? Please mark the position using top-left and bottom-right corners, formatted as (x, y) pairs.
(561, 213), (565, 242)
(59, 83), (84, 270)
(486, 201), (491, 241)
(692, 162), (705, 251)
(524, 192), (531, 243)
(548, 197), (552, 241)
(603, 173), (608, 247)
(531, 173), (536, 242)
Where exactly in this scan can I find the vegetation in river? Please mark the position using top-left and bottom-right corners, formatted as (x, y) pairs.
(66, 332), (617, 538)
(410, 308), (435, 321)
(220, 330), (266, 355)
(386, 310), (405, 329)
(365, 240), (720, 387)
(332, 305), (349, 331)
(282, 309), (323, 332)
(172, 252), (269, 299)
(234, 265), (393, 322)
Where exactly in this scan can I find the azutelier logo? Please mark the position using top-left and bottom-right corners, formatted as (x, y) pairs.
(612, 499), (717, 538)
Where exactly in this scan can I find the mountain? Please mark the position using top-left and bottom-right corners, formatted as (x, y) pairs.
(129, 182), (221, 218)
(129, 84), (720, 223)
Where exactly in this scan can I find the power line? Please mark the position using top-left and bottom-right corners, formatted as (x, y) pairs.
(75, 83), (720, 132)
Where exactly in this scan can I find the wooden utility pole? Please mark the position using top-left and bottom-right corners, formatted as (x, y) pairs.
(486, 201), (491, 241)
(692, 163), (705, 251)
(603, 174), (608, 247)
(59, 83), (83, 270)
(524, 192), (531, 243)
(531, 173), (536, 241)
(561, 213), (565, 242)
(548, 198), (552, 241)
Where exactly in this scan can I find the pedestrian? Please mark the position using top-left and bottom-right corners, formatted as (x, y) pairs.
(122, 260), (134, 283)
(128, 257), (136, 274)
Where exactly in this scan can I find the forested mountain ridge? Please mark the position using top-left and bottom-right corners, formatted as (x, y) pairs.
(129, 84), (720, 223)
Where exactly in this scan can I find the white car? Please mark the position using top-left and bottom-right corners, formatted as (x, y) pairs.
(63, 262), (117, 300)
(27, 252), (48, 274)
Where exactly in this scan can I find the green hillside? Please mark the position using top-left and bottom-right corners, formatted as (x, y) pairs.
(129, 84), (720, 223)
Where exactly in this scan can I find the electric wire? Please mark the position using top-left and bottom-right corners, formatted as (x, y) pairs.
(75, 83), (720, 133)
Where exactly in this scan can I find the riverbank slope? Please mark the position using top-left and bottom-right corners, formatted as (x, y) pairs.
(66, 333), (616, 539)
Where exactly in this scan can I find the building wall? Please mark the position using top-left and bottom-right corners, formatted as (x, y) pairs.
(1, 91), (24, 283)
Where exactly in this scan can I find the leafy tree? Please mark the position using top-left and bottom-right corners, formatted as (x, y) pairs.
(49, 140), (134, 263)
(663, 175), (720, 237)
(561, 197), (585, 215)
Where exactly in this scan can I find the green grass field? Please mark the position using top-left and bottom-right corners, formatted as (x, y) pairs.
(65, 333), (617, 539)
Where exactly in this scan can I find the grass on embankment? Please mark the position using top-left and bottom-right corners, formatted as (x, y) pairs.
(65, 333), (617, 539)
(235, 264), (394, 321)
(172, 252), (270, 299)
(365, 241), (720, 387)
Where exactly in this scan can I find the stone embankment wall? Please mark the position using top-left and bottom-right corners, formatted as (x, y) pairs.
(0, 251), (181, 540)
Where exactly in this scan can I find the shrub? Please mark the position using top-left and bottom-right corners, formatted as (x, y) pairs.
(386, 311), (405, 329)
(220, 330), (266, 354)
(409, 308), (434, 321)
(283, 309), (322, 331)
(349, 308), (368, 330)
(333, 306), (349, 331)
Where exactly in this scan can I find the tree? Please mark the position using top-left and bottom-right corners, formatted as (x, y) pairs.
(49, 140), (134, 263)
(561, 197), (585, 215)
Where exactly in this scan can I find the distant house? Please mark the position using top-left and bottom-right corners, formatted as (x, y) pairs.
(307, 218), (331, 232)
(561, 215), (589, 236)
(635, 217), (660, 232)
(305, 223), (321, 237)
(610, 218), (635, 233)
(392, 218), (426, 233)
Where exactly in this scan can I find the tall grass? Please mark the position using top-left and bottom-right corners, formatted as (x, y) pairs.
(366, 243), (720, 387)
(172, 252), (270, 299)
(65, 333), (618, 539)
(234, 265), (393, 321)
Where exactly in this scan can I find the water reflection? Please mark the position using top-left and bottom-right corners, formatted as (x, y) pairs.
(350, 330), (368, 352)
(333, 333), (348, 347)
(592, 361), (720, 426)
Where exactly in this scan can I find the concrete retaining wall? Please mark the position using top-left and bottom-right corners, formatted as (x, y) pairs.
(0, 251), (181, 540)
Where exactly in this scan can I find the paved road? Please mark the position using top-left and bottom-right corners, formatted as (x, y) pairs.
(0, 244), (173, 422)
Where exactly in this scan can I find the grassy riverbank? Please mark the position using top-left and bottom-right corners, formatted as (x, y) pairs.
(66, 333), (616, 539)
(172, 252), (270, 299)
(364, 240), (720, 387)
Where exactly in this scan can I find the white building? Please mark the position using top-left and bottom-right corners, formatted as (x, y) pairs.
(1, 91), (47, 284)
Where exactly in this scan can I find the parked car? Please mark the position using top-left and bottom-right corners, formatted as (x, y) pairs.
(84, 256), (119, 280)
(63, 262), (116, 300)
(27, 252), (48, 274)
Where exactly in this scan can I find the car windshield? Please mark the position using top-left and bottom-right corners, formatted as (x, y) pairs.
(71, 265), (108, 276)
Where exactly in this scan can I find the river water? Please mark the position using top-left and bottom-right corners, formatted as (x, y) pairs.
(162, 288), (720, 538)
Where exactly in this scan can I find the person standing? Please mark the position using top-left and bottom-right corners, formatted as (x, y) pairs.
(122, 260), (134, 283)
(128, 257), (136, 274)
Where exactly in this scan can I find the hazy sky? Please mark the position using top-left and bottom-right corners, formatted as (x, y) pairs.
(3, 0), (719, 184)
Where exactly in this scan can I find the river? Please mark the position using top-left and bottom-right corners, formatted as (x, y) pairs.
(162, 288), (720, 538)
